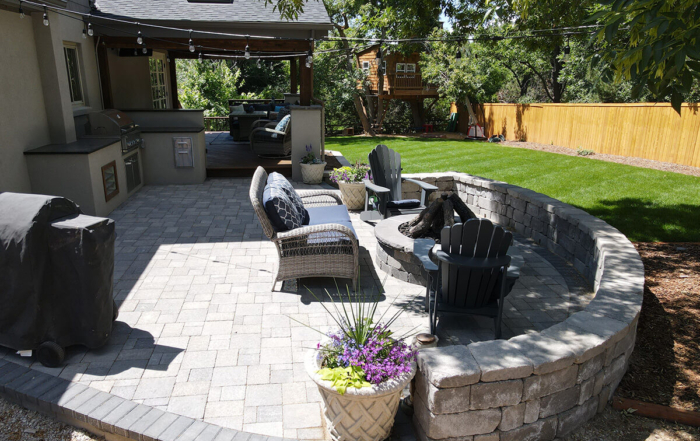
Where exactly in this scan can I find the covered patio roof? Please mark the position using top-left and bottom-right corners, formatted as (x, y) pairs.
(91, 0), (331, 106)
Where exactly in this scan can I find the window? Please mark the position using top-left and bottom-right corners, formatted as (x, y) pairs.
(396, 63), (405, 73)
(149, 57), (168, 109)
(381, 60), (386, 74)
(63, 43), (84, 105)
(362, 61), (370, 73)
(405, 63), (416, 73)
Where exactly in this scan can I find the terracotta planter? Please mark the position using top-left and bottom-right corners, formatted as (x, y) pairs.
(306, 350), (416, 441)
(300, 162), (327, 185)
(338, 182), (366, 210)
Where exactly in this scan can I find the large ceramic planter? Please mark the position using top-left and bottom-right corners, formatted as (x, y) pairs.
(300, 162), (327, 185)
(338, 182), (366, 210)
(306, 350), (416, 441)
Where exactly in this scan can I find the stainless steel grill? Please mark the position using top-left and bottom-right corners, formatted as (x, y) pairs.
(75, 109), (144, 154)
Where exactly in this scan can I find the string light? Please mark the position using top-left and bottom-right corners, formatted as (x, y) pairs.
(188, 30), (195, 53)
(87, 23), (93, 36)
(306, 49), (313, 67)
(245, 36), (250, 59)
(199, 51), (203, 62)
(42, 6), (49, 26)
(142, 45), (148, 54)
(136, 24), (143, 45)
(19, 1), (25, 18)
(256, 57), (261, 68)
(82, 24), (87, 39)
(455, 40), (462, 59)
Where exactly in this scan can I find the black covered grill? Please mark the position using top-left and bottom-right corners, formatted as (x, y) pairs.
(0, 193), (116, 367)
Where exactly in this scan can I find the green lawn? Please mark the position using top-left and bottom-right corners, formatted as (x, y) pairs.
(326, 137), (700, 243)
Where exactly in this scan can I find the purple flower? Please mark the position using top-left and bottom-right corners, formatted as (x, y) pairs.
(306, 144), (312, 153)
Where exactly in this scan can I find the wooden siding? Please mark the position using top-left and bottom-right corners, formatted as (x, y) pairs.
(465, 103), (700, 168)
(357, 48), (436, 96)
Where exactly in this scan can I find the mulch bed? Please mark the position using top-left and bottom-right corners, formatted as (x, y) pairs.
(616, 243), (700, 412)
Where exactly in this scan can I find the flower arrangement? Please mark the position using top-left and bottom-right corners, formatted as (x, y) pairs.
(329, 162), (372, 184)
(300, 144), (324, 164)
(302, 284), (416, 395)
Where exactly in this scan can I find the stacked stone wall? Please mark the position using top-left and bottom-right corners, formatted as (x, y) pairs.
(398, 172), (643, 441)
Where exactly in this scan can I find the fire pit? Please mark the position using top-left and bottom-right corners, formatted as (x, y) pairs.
(375, 215), (433, 286)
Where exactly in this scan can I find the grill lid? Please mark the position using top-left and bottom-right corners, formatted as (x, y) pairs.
(75, 109), (138, 138)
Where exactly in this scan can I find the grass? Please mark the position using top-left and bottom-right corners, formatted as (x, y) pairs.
(326, 137), (700, 243)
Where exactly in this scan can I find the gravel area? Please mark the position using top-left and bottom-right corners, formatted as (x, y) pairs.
(499, 140), (700, 177)
(0, 397), (102, 441)
(563, 406), (700, 441)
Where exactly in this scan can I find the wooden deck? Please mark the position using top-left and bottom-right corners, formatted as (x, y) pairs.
(205, 132), (343, 178)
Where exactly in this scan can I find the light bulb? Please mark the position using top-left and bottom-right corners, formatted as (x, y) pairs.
(137, 31), (143, 45)
(134, 49), (138, 56)
(199, 52), (203, 62)
(82, 28), (87, 39)
(305, 57), (311, 68)
(270, 61), (274, 68)
(19, 1), (25, 18)
(87, 23), (94, 36)
(189, 39), (195, 53)
(43, 8), (49, 26)
(256, 58), (261, 68)
(142, 46), (148, 54)
(306, 50), (313, 66)
(244, 45), (250, 59)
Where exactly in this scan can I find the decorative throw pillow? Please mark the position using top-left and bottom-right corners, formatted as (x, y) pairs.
(229, 105), (244, 114)
(263, 185), (302, 232)
(271, 115), (291, 139)
(268, 172), (309, 224)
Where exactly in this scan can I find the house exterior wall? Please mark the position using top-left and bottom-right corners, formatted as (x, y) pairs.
(0, 6), (104, 193)
(106, 50), (155, 110)
(0, 8), (51, 193)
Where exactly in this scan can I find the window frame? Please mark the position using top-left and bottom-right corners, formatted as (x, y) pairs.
(396, 63), (405, 73)
(63, 42), (85, 106)
(362, 60), (370, 73)
(405, 63), (416, 73)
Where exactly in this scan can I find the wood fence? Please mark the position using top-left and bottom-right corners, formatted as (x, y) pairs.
(461, 103), (700, 168)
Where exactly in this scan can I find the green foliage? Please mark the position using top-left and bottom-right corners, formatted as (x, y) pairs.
(177, 59), (246, 117)
(420, 29), (510, 104)
(591, 0), (700, 112)
(329, 163), (371, 183)
(236, 59), (290, 98)
(576, 147), (595, 156)
(327, 136), (700, 242)
(317, 366), (372, 395)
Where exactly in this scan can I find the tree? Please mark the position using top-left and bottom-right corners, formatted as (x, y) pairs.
(177, 59), (248, 116)
(591, 0), (700, 112)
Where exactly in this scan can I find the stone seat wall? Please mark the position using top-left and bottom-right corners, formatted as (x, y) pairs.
(400, 172), (644, 441)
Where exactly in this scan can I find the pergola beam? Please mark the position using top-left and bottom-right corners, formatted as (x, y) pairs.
(99, 37), (310, 53)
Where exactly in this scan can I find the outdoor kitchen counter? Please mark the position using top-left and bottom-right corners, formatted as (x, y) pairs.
(24, 138), (120, 155)
(139, 126), (204, 133)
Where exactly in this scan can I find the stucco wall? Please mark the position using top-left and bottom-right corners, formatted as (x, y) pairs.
(0, 9), (50, 193)
(107, 50), (154, 110)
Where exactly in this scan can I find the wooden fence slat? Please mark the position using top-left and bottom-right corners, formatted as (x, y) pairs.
(470, 103), (700, 168)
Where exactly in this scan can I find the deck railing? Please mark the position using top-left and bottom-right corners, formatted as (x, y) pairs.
(386, 73), (425, 90)
(204, 116), (229, 132)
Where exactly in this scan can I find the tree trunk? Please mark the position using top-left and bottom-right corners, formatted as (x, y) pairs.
(409, 99), (425, 127)
(551, 45), (564, 103)
(335, 25), (375, 136)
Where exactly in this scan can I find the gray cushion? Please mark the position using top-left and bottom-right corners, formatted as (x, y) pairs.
(307, 205), (357, 240)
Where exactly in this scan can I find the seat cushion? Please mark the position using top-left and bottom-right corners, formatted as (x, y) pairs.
(272, 115), (291, 139)
(306, 205), (357, 243)
(267, 172), (309, 224)
(387, 199), (421, 209)
(306, 205), (352, 225)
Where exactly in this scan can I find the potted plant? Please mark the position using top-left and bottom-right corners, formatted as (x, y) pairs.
(302, 285), (416, 441)
(300, 144), (327, 185)
(330, 163), (371, 210)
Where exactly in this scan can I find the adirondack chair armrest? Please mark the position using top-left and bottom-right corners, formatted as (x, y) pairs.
(434, 250), (511, 270)
(402, 178), (438, 192)
(363, 179), (390, 194)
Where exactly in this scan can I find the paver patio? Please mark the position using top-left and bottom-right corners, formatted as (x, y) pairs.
(0, 179), (593, 440)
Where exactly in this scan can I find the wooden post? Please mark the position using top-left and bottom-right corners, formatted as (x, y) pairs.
(96, 43), (114, 109)
(299, 56), (313, 106)
(290, 58), (298, 94)
(168, 53), (180, 109)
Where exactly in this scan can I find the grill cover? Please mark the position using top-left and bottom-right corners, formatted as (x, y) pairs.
(0, 193), (115, 351)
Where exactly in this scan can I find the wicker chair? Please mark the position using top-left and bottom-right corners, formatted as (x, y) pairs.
(250, 167), (359, 291)
(249, 118), (292, 158)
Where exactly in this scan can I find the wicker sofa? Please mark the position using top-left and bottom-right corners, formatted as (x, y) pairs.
(250, 167), (359, 290)
(249, 116), (292, 158)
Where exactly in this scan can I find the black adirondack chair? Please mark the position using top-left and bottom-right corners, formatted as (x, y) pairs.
(361, 144), (438, 221)
(426, 219), (514, 339)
